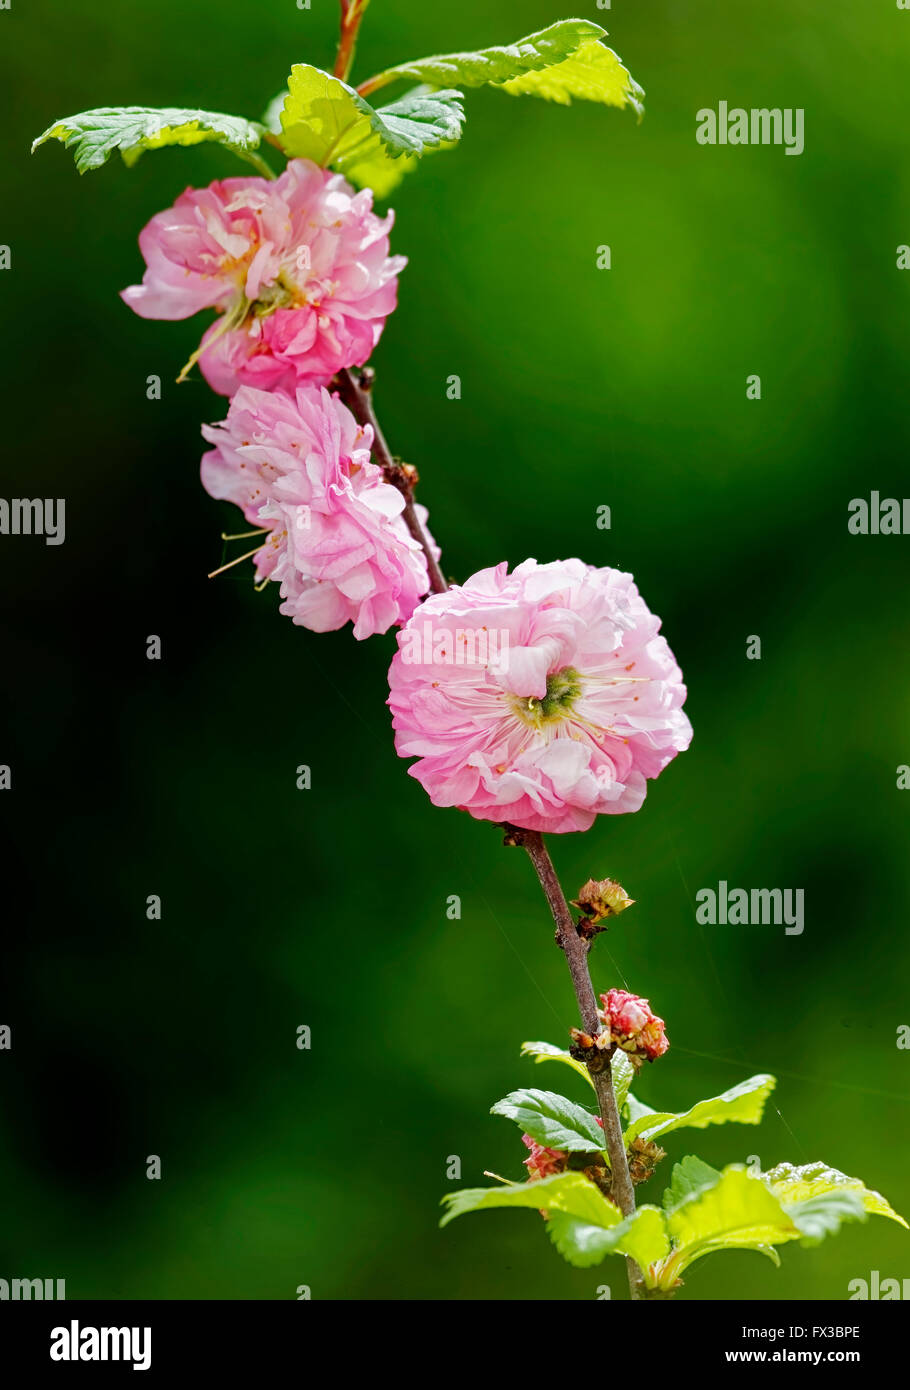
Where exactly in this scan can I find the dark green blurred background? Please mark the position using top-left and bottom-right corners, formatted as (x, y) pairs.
(1, 0), (908, 1300)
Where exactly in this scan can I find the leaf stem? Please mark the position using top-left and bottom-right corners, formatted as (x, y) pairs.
(235, 148), (278, 179)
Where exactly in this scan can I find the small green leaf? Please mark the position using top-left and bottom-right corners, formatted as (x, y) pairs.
(547, 1203), (670, 1270)
(624, 1074), (776, 1148)
(612, 1205), (672, 1268)
(32, 107), (268, 174)
(519, 1040), (635, 1111)
(662, 1156), (722, 1214)
(491, 1088), (605, 1152)
(787, 1191), (867, 1245)
(370, 19), (605, 90)
(546, 1213), (620, 1268)
(440, 1170), (619, 1229)
(366, 19), (643, 118)
(661, 1166), (801, 1283)
(625, 1093), (658, 1126)
(611, 1049), (636, 1111)
(274, 65), (464, 195)
(521, 1039), (594, 1089)
(765, 1161), (908, 1230)
(500, 39), (644, 115)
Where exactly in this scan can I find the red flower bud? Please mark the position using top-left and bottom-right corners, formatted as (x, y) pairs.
(598, 988), (669, 1063)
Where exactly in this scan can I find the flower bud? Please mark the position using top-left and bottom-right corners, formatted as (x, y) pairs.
(598, 988), (669, 1064)
(628, 1137), (667, 1185)
(521, 1135), (568, 1182)
(571, 878), (635, 938)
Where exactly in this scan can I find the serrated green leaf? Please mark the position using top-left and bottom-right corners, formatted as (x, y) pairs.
(657, 1165), (801, 1286)
(611, 1049), (636, 1111)
(612, 1205), (672, 1268)
(274, 66), (464, 195)
(624, 1074), (776, 1148)
(501, 39), (644, 116)
(662, 1156), (722, 1214)
(370, 19), (603, 90)
(520, 1039), (594, 1090)
(491, 1088), (605, 1152)
(32, 107), (268, 174)
(547, 1203), (670, 1269)
(765, 1161), (908, 1230)
(787, 1191), (867, 1245)
(440, 1170), (619, 1229)
(625, 1093), (658, 1125)
(546, 1212), (620, 1267)
(367, 19), (643, 118)
(519, 1040), (635, 1111)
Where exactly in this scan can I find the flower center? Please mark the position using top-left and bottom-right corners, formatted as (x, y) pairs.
(513, 666), (582, 728)
(252, 272), (300, 319)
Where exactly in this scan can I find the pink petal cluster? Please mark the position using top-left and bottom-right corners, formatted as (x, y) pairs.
(598, 989), (669, 1062)
(201, 384), (435, 639)
(122, 159), (405, 395)
(387, 558), (692, 833)
(521, 1135), (568, 1182)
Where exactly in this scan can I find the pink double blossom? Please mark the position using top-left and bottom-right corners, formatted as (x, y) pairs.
(123, 159), (405, 394)
(201, 384), (435, 639)
(387, 558), (692, 833)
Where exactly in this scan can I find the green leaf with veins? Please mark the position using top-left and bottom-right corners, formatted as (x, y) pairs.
(624, 1074), (776, 1148)
(491, 1088), (605, 1152)
(653, 1166), (800, 1287)
(32, 107), (268, 173)
(274, 66), (464, 195)
(765, 1161), (908, 1230)
(786, 1191), (867, 1244)
(521, 1040), (595, 1089)
(367, 19), (643, 117)
(547, 1204), (670, 1270)
(519, 1040), (635, 1109)
(440, 1171), (619, 1229)
(441, 1171), (668, 1271)
(662, 1156), (723, 1214)
(500, 39), (643, 114)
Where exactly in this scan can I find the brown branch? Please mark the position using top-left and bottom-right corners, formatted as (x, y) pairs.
(333, 367), (449, 595)
(512, 828), (645, 1301)
(334, 0), (370, 83)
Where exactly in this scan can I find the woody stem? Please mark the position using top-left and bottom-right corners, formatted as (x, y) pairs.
(334, 0), (370, 83)
(333, 367), (448, 595)
(518, 829), (644, 1301)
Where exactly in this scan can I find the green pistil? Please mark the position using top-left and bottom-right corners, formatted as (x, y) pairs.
(515, 666), (583, 728)
(252, 273), (299, 318)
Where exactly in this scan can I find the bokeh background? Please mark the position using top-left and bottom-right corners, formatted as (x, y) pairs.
(1, 0), (908, 1300)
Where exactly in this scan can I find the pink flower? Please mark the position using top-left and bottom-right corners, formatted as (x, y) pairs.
(387, 559), (692, 833)
(122, 159), (405, 395)
(522, 1135), (568, 1181)
(201, 384), (435, 639)
(598, 989), (669, 1062)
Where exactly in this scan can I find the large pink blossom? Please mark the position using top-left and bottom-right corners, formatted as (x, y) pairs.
(387, 558), (692, 833)
(122, 159), (405, 395)
(201, 384), (434, 639)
